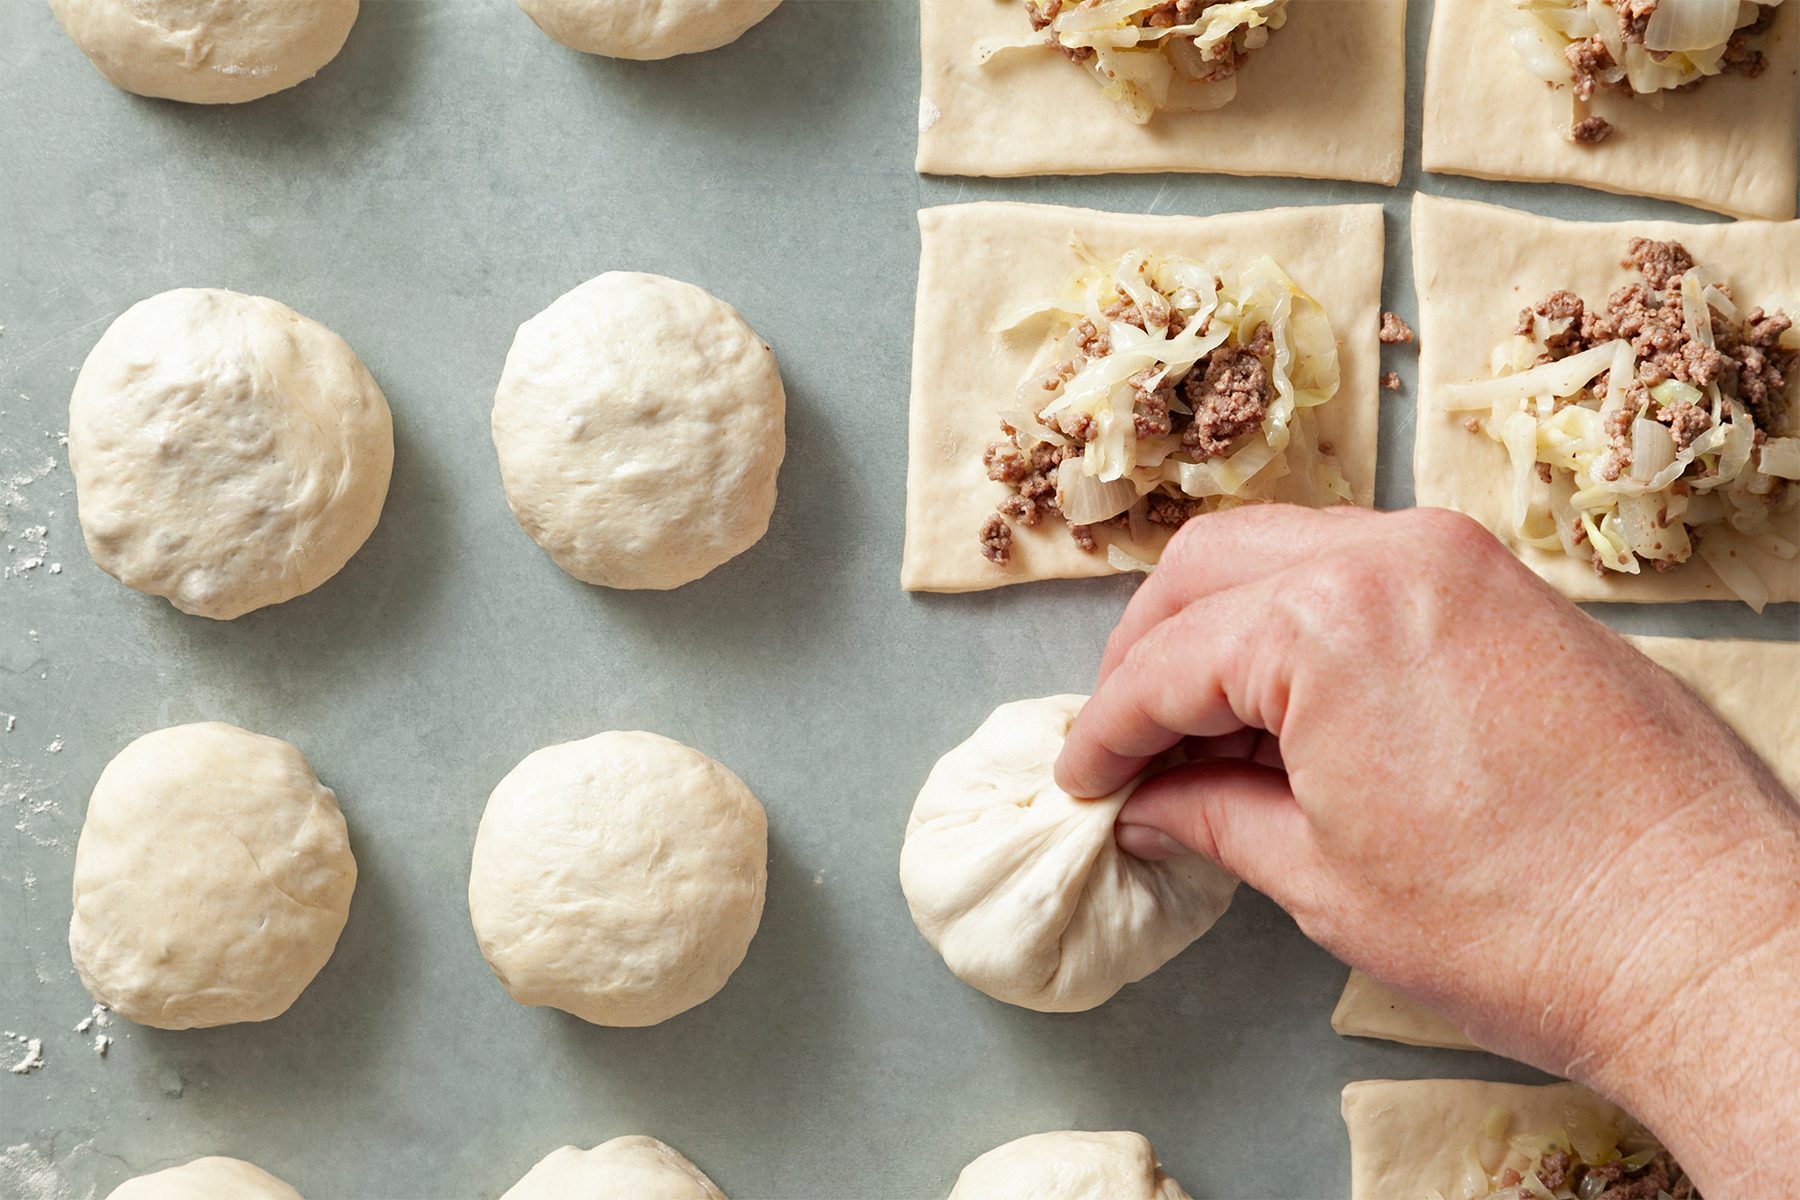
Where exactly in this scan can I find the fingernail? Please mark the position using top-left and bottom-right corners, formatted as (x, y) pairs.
(1116, 824), (1192, 861)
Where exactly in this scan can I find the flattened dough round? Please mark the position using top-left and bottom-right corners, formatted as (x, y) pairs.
(949, 1131), (1193, 1200)
(516, 0), (781, 59)
(502, 1136), (726, 1200)
(492, 272), (784, 589)
(468, 731), (768, 1026)
(68, 288), (393, 620)
(900, 695), (1238, 1012)
(69, 723), (357, 1030)
(107, 1156), (303, 1200)
(49, 0), (359, 104)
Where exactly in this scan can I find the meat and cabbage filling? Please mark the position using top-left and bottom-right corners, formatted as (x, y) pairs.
(980, 244), (1347, 569)
(1445, 238), (1799, 608)
(1504, 0), (1787, 144)
(1461, 1104), (1699, 1200)
(979, 0), (1290, 123)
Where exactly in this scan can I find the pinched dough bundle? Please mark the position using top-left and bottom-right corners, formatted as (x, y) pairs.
(492, 272), (784, 590)
(502, 1136), (726, 1200)
(469, 732), (768, 1026)
(900, 695), (1238, 1012)
(516, 0), (782, 60)
(49, 0), (360, 104)
(69, 723), (357, 1030)
(949, 1131), (1193, 1200)
(106, 1156), (303, 1200)
(68, 288), (393, 620)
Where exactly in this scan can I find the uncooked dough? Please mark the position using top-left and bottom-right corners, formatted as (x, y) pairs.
(903, 201), (1383, 592)
(1332, 634), (1800, 1050)
(502, 1136), (726, 1200)
(900, 695), (1238, 1012)
(468, 731), (767, 1027)
(1412, 194), (1800, 603)
(69, 723), (357, 1031)
(106, 1156), (303, 1200)
(49, 0), (360, 104)
(516, 0), (782, 60)
(1422, 0), (1798, 219)
(492, 272), (785, 590)
(948, 1131), (1193, 1200)
(67, 287), (393, 620)
(917, 0), (1406, 182)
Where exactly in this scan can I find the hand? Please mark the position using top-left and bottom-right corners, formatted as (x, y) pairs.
(1054, 504), (1800, 1198)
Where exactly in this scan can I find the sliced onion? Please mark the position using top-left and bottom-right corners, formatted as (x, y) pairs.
(1700, 535), (1770, 612)
(1629, 418), (1677, 482)
(1056, 460), (1138, 524)
(1107, 544), (1157, 574)
(1760, 437), (1800, 480)
(1644, 0), (1740, 53)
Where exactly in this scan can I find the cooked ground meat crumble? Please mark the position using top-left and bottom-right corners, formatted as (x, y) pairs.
(1382, 371), (1402, 392)
(1379, 311), (1415, 344)
(1488, 1143), (1700, 1200)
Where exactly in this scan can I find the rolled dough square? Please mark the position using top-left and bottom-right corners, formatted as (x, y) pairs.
(1422, 0), (1799, 220)
(916, 0), (1406, 183)
(1332, 634), (1800, 1050)
(1342, 1078), (1627, 1200)
(903, 200), (1385, 593)
(1412, 194), (1800, 603)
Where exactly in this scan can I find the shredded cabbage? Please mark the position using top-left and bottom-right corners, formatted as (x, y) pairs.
(1446, 244), (1797, 610)
(1444, 1102), (1696, 1199)
(979, 0), (1290, 123)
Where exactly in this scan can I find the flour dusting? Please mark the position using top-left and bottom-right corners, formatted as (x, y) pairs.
(0, 1141), (102, 1200)
(5, 1032), (45, 1075)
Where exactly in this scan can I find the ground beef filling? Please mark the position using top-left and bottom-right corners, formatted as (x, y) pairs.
(1559, 1), (1776, 143)
(1028, 0), (1263, 79)
(1491, 1145), (1700, 1200)
(1379, 311), (1415, 344)
(977, 305), (1275, 565)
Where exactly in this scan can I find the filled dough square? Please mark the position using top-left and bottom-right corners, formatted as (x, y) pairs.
(1332, 634), (1800, 1050)
(1412, 194), (1800, 603)
(903, 200), (1385, 593)
(916, 0), (1406, 183)
(1342, 1079), (1628, 1200)
(1422, 0), (1799, 219)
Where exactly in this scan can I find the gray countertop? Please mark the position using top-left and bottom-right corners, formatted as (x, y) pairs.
(1, 2), (1794, 1198)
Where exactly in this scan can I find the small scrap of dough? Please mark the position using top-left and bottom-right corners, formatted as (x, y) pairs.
(1412, 194), (1800, 604)
(1342, 1079), (1627, 1200)
(904, 201), (1383, 592)
(468, 731), (768, 1027)
(70, 724), (356, 1030)
(501, 1136), (726, 1200)
(1333, 634), (1800, 1050)
(106, 1156), (304, 1200)
(917, 0), (1406, 182)
(492, 272), (784, 590)
(1422, 0), (1798, 219)
(49, 0), (359, 104)
(516, 0), (781, 60)
(68, 287), (393, 620)
(948, 1131), (1193, 1200)
(900, 695), (1238, 1013)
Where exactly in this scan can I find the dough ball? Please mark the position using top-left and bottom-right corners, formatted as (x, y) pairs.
(107, 1156), (303, 1200)
(69, 723), (357, 1030)
(68, 288), (393, 620)
(468, 731), (768, 1027)
(491, 272), (784, 590)
(949, 1131), (1192, 1200)
(899, 695), (1238, 1013)
(49, 0), (359, 104)
(502, 1136), (726, 1200)
(516, 0), (781, 60)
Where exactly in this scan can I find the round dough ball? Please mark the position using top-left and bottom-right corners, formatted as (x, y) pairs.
(949, 1131), (1192, 1200)
(516, 0), (781, 60)
(899, 695), (1238, 1013)
(468, 731), (768, 1027)
(49, 0), (359, 104)
(491, 272), (784, 590)
(107, 1156), (303, 1200)
(502, 1136), (726, 1200)
(68, 288), (393, 620)
(69, 723), (357, 1030)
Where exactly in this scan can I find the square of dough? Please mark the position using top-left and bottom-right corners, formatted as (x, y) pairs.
(1332, 634), (1800, 1050)
(916, 0), (1406, 183)
(1422, 0), (1799, 220)
(1342, 1078), (1629, 1200)
(1412, 194), (1800, 603)
(903, 200), (1385, 593)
